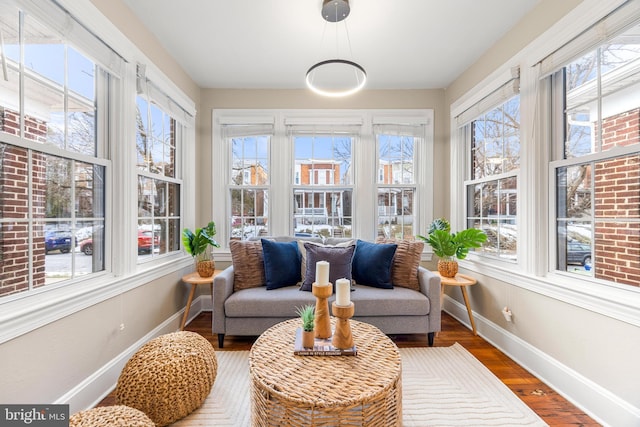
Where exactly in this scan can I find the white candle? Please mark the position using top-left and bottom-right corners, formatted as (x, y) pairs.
(316, 261), (330, 286)
(336, 278), (351, 306)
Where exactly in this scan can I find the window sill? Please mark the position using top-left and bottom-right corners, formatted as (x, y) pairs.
(461, 259), (640, 328)
(0, 255), (193, 345)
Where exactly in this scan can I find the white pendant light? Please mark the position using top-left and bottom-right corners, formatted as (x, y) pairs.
(306, 0), (367, 97)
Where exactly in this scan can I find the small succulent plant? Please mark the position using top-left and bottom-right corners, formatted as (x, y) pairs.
(296, 304), (315, 332)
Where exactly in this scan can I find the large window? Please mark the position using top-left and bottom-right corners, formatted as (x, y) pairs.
(290, 126), (355, 239)
(375, 124), (423, 239)
(457, 76), (520, 262)
(135, 83), (183, 262)
(550, 21), (640, 286)
(223, 124), (273, 240)
(214, 111), (433, 244)
(0, 2), (114, 297)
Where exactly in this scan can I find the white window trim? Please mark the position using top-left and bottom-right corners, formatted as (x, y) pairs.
(450, 0), (640, 328)
(212, 109), (434, 259)
(0, 0), (197, 344)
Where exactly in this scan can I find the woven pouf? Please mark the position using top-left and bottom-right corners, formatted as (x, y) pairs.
(69, 405), (154, 427)
(115, 331), (217, 426)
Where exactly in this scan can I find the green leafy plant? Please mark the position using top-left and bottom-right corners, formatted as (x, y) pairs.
(418, 218), (487, 260)
(182, 221), (220, 261)
(296, 304), (315, 332)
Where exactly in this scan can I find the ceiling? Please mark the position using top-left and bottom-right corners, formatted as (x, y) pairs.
(122, 0), (541, 90)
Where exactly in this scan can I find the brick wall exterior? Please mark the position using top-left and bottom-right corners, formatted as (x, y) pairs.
(593, 108), (640, 286)
(0, 107), (47, 297)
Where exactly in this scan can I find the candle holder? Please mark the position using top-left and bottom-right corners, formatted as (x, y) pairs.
(331, 301), (355, 349)
(312, 282), (332, 339)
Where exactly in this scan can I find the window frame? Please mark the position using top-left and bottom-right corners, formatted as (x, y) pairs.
(449, 0), (640, 328)
(0, 0), (198, 344)
(212, 109), (434, 255)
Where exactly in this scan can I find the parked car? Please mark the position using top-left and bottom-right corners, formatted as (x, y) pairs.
(79, 230), (160, 255)
(45, 230), (73, 254)
(567, 241), (592, 266)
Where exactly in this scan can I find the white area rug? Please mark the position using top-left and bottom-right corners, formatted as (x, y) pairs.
(172, 343), (547, 426)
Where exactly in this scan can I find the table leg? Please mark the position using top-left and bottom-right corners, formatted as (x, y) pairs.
(180, 283), (197, 330)
(460, 285), (477, 335)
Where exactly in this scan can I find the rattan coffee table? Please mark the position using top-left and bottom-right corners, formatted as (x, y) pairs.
(249, 318), (402, 427)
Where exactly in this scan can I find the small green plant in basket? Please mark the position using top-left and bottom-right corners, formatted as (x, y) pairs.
(296, 304), (316, 349)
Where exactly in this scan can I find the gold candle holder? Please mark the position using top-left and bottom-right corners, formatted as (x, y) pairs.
(331, 301), (355, 349)
(312, 282), (333, 339)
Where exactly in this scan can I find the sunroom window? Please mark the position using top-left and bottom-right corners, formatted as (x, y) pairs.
(549, 20), (640, 286)
(290, 125), (355, 239)
(374, 124), (423, 240)
(222, 124), (273, 240)
(0, 1), (119, 297)
(456, 73), (521, 262)
(135, 71), (185, 261)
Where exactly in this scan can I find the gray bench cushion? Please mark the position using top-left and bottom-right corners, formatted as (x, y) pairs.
(224, 284), (429, 318)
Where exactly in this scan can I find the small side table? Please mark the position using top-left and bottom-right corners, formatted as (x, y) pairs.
(180, 271), (221, 330)
(435, 272), (478, 335)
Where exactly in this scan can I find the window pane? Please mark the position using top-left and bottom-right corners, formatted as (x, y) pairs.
(75, 162), (105, 218)
(23, 17), (64, 86)
(44, 155), (73, 219)
(24, 75), (64, 145)
(0, 67), (20, 138)
(378, 134), (414, 184)
(136, 97), (150, 171)
(468, 178), (517, 260)
(471, 95), (520, 178)
(230, 188), (269, 240)
(294, 134), (351, 186)
(0, 144), (29, 219)
(75, 221), (105, 274)
(232, 136), (270, 185)
(565, 24), (640, 159)
(68, 47), (96, 101)
(0, 220), (34, 297)
(377, 188), (414, 239)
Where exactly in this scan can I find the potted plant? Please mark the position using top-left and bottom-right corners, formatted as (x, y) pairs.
(182, 221), (220, 277)
(418, 218), (487, 278)
(296, 304), (315, 349)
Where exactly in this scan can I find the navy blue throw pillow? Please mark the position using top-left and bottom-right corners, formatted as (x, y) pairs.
(352, 239), (397, 289)
(261, 239), (301, 290)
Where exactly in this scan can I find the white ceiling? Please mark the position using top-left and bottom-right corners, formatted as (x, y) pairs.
(122, 0), (541, 90)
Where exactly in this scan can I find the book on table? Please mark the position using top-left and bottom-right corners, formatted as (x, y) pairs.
(293, 327), (357, 356)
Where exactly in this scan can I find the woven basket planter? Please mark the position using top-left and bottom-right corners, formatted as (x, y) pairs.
(437, 258), (459, 278)
(196, 259), (215, 277)
(70, 405), (154, 427)
(115, 331), (217, 426)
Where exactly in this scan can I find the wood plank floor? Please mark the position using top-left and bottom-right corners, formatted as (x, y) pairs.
(99, 311), (600, 426)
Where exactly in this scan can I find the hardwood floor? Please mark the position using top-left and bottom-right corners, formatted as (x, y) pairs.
(99, 311), (599, 426)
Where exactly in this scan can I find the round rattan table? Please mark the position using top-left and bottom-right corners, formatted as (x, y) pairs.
(249, 318), (402, 427)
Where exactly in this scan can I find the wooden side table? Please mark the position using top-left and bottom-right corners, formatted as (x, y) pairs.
(180, 270), (221, 330)
(435, 272), (478, 335)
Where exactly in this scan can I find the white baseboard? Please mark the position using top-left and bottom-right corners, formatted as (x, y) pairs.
(443, 296), (640, 427)
(54, 298), (205, 414)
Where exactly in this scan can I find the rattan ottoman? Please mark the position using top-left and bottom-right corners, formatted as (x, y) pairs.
(115, 331), (217, 426)
(249, 318), (402, 427)
(70, 405), (154, 427)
